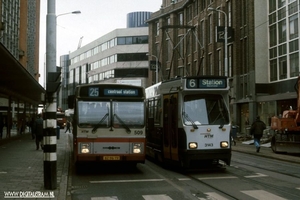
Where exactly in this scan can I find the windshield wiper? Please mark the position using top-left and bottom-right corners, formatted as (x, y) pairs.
(92, 113), (109, 133)
(183, 112), (198, 129)
(114, 114), (131, 133)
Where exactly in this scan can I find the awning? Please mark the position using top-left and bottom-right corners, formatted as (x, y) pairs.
(0, 43), (45, 105)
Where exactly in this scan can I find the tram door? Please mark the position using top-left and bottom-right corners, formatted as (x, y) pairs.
(163, 94), (179, 161)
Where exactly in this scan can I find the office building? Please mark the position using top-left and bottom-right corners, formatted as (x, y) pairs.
(147, 0), (300, 132)
(0, 0), (44, 137)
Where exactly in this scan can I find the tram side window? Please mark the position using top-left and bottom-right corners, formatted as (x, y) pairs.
(155, 98), (161, 124)
(148, 99), (154, 118)
(147, 98), (161, 125)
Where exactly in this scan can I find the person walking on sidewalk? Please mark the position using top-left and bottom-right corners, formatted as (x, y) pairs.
(65, 121), (71, 133)
(250, 115), (266, 153)
(33, 114), (44, 150)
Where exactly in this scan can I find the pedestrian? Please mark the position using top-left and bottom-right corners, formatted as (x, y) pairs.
(65, 121), (71, 133)
(250, 115), (266, 153)
(33, 113), (44, 150)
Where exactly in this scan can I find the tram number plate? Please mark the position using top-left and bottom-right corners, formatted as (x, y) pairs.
(103, 156), (120, 160)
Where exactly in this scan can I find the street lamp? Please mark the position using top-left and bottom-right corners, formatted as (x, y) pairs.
(57, 10), (81, 18)
(207, 7), (228, 77)
(146, 53), (158, 83)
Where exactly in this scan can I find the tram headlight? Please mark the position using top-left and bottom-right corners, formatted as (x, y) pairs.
(80, 143), (90, 154)
(220, 141), (229, 148)
(132, 143), (142, 154)
(189, 142), (198, 149)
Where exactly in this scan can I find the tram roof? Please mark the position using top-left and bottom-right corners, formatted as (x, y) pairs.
(0, 43), (45, 105)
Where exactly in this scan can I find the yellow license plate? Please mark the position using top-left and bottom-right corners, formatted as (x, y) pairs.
(103, 156), (120, 160)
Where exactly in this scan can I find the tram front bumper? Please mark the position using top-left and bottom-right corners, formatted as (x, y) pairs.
(180, 149), (231, 168)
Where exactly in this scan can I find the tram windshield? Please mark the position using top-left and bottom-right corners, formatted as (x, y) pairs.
(183, 94), (229, 126)
(78, 101), (144, 128)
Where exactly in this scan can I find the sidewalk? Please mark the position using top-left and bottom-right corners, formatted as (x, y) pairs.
(0, 128), (70, 200)
(232, 139), (300, 164)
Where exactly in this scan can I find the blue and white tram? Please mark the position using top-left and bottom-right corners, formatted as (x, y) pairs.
(145, 76), (231, 168)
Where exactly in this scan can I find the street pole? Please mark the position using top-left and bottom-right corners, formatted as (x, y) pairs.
(155, 56), (158, 84)
(208, 7), (228, 77)
(45, 2), (81, 189)
(45, 0), (57, 190)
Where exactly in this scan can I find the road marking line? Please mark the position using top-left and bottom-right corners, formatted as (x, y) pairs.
(91, 197), (118, 200)
(90, 179), (164, 184)
(178, 178), (191, 181)
(143, 194), (172, 200)
(198, 176), (238, 180)
(241, 190), (287, 200)
(204, 192), (229, 200)
(244, 173), (268, 178)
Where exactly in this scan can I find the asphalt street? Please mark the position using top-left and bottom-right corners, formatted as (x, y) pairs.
(0, 129), (299, 199)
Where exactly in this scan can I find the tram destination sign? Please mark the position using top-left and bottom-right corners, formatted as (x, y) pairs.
(186, 77), (227, 89)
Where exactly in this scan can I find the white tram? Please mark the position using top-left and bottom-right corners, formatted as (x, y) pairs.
(145, 76), (231, 168)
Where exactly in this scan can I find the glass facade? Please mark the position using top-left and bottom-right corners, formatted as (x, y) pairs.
(269, 0), (299, 81)
(0, 0), (20, 58)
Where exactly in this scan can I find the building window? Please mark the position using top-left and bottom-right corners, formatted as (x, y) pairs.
(289, 39), (299, 52)
(167, 39), (171, 62)
(117, 37), (126, 45)
(208, 53), (213, 75)
(208, 15), (212, 44)
(200, 0), (206, 11)
(279, 56), (287, 79)
(289, 14), (298, 40)
(269, 0), (276, 13)
(227, 1), (232, 27)
(269, 24), (277, 47)
(178, 36), (184, 58)
(81, 65), (87, 84)
(156, 21), (160, 36)
(187, 5), (192, 22)
(278, 0), (286, 8)
(200, 20), (205, 47)
(179, 13), (183, 25)
(278, 43), (287, 56)
(117, 53), (148, 62)
(194, 0), (198, 16)
(278, 20), (287, 44)
(178, 66), (184, 77)
(126, 37), (133, 44)
(270, 60), (277, 82)
(278, 7), (286, 21)
(290, 53), (299, 77)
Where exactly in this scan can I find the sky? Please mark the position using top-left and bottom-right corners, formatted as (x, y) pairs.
(39, 0), (162, 87)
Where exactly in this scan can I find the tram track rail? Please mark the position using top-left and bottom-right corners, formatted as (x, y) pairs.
(185, 162), (300, 200)
(232, 151), (300, 179)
